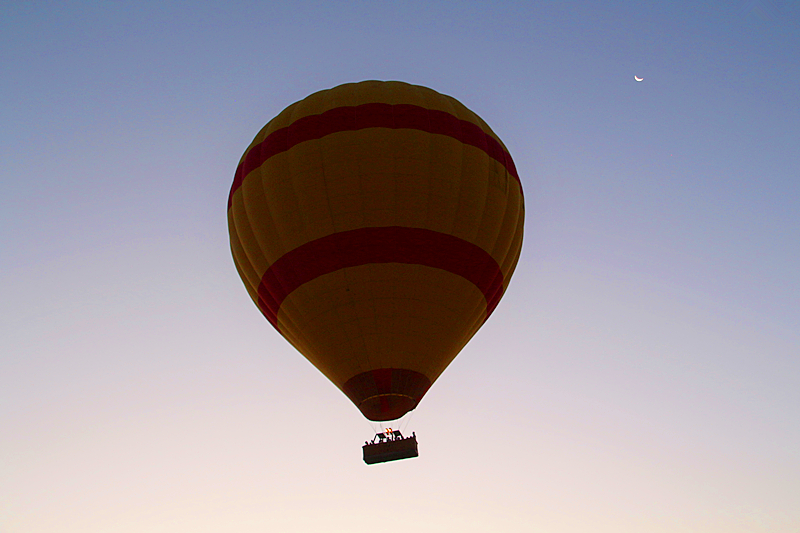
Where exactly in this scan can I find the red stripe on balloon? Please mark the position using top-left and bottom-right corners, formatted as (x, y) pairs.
(227, 103), (520, 208)
(256, 227), (504, 329)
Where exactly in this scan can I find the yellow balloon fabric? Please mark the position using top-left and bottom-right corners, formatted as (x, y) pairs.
(228, 81), (524, 421)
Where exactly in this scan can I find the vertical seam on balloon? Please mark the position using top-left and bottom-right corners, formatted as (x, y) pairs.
(229, 220), (262, 306)
(237, 180), (280, 323)
(433, 95), (471, 330)
(500, 209), (525, 289)
(385, 103), (400, 369)
(346, 102), (369, 374)
(500, 195), (525, 276)
(253, 162), (306, 345)
(227, 209), (258, 297)
(252, 174), (284, 327)
(474, 158), (498, 323)
(410, 90), (429, 348)
(285, 98), (315, 354)
(421, 96), (437, 355)
(487, 171), (519, 294)
(278, 98), (328, 355)
(353, 106), (372, 376)
(315, 89), (341, 369)
(452, 98), (490, 328)
(231, 194), (269, 303)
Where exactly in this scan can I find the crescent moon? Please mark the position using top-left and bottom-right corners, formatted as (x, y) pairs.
(634, 76), (644, 82)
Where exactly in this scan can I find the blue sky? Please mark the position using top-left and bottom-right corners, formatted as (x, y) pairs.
(2, 1), (798, 531)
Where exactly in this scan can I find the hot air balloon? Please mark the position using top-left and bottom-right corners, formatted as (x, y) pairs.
(228, 81), (524, 439)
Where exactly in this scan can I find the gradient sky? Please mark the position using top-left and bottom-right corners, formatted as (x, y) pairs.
(2, 1), (799, 531)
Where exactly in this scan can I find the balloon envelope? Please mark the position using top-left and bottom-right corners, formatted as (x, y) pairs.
(228, 81), (524, 421)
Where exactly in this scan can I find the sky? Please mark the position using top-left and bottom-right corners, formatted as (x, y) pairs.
(1, 0), (799, 531)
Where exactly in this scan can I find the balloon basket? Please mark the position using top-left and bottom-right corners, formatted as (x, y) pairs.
(363, 432), (418, 465)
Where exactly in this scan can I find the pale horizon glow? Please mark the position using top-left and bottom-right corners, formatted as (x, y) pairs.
(1, 1), (799, 532)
